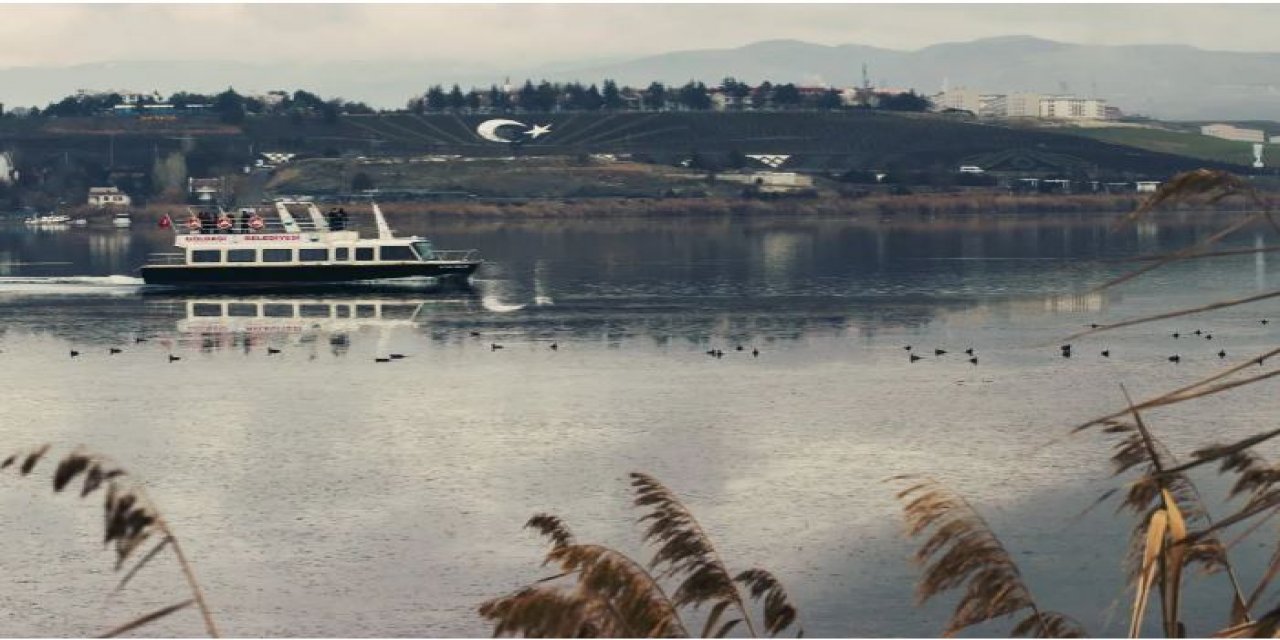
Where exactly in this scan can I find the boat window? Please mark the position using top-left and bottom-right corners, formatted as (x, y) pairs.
(382, 305), (415, 321)
(192, 303), (222, 317)
(263, 304), (294, 318)
(411, 241), (434, 260)
(355, 247), (375, 261)
(380, 245), (417, 261)
(299, 248), (328, 262)
(227, 249), (256, 263)
(191, 250), (221, 263)
(262, 249), (292, 263)
(335, 247), (350, 261)
(335, 306), (351, 318)
(300, 304), (330, 318)
(227, 303), (258, 317)
(355, 304), (377, 318)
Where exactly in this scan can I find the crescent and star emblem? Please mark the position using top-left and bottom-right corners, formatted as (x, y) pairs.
(475, 119), (552, 143)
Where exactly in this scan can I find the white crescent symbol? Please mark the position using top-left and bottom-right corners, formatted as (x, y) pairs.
(476, 119), (528, 143)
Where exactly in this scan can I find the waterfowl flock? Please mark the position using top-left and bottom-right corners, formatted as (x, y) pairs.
(35, 317), (1275, 371)
(904, 318), (1274, 367)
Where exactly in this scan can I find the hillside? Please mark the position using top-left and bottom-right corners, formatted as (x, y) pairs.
(248, 111), (1247, 177)
(0, 111), (1251, 208)
(1057, 126), (1264, 167)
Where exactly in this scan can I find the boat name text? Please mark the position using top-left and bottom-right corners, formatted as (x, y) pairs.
(180, 234), (302, 243)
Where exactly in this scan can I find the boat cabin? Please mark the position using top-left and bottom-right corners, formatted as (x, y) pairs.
(151, 201), (474, 267)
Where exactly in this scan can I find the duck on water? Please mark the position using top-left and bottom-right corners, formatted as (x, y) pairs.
(139, 200), (481, 288)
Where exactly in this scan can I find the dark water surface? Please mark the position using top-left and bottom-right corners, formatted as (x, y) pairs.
(0, 212), (1277, 637)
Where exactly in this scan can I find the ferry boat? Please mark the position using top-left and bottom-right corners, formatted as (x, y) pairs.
(139, 200), (481, 288)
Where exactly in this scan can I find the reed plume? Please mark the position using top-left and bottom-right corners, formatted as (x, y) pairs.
(892, 474), (1084, 637)
(480, 473), (802, 638)
(1, 444), (219, 637)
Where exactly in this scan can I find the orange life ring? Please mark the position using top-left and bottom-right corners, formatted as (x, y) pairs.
(217, 216), (232, 230)
(187, 217), (202, 230)
(249, 215), (265, 230)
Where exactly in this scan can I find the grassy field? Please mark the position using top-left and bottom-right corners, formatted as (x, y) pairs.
(1059, 126), (1261, 166)
(265, 156), (733, 198)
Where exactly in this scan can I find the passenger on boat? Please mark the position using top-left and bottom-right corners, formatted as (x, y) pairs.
(238, 210), (251, 233)
(198, 210), (215, 234)
(333, 207), (347, 231)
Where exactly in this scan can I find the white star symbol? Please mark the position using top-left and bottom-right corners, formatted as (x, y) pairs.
(525, 123), (552, 139)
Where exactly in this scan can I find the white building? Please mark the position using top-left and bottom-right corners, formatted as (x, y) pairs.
(934, 87), (982, 114)
(1039, 96), (1107, 120)
(1005, 93), (1043, 118)
(87, 187), (131, 207)
(1201, 124), (1266, 143)
(717, 171), (814, 193)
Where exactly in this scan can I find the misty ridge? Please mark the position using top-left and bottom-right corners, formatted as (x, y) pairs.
(3, 36), (1280, 120)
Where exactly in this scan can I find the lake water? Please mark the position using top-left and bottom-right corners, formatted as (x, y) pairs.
(0, 212), (1277, 637)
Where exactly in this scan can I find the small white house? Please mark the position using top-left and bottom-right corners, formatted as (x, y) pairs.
(88, 186), (131, 207)
(717, 171), (814, 193)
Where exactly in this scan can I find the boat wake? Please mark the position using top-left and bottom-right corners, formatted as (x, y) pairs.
(0, 275), (146, 295)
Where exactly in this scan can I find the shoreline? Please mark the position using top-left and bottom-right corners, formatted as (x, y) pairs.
(52, 191), (1277, 221)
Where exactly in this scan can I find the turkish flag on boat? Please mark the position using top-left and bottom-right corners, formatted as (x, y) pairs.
(158, 214), (172, 228)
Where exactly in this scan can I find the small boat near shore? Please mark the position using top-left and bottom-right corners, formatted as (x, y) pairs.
(139, 200), (481, 288)
(24, 213), (72, 226)
(112, 212), (132, 228)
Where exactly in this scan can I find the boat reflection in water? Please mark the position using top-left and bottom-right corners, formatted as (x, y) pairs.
(154, 293), (477, 355)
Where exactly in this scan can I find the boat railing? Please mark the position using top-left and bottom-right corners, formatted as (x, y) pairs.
(169, 210), (360, 236)
(428, 249), (479, 262)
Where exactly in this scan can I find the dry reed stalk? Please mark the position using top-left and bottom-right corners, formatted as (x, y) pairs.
(1, 445), (219, 637)
(890, 475), (1084, 637)
(480, 474), (802, 638)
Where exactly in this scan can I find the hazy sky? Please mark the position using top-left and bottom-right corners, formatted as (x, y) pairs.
(2, 3), (1280, 68)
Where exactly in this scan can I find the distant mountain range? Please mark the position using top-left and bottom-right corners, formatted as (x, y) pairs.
(2, 36), (1279, 120)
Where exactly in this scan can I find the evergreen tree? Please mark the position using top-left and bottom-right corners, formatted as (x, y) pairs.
(643, 82), (667, 110)
(817, 88), (844, 110)
(426, 85), (447, 112)
(751, 81), (773, 110)
(677, 81), (712, 111)
(877, 90), (932, 112)
(602, 79), (624, 110)
(772, 83), (802, 108)
(447, 84), (466, 111)
(518, 80), (538, 111)
(564, 82), (587, 110)
(488, 85), (510, 112)
(213, 88), (246, 124)
(583, 84), (604, 111)
(534, 81), (558, 112)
